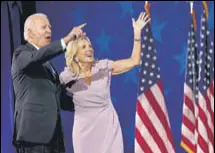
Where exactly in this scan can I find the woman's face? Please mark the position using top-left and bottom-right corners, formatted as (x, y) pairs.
(75, 39), (94, 63)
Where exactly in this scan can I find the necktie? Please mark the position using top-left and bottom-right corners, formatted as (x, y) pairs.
(47, 61), (56, 75)
(46, 61), (57, 80)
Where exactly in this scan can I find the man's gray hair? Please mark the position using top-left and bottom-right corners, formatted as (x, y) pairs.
(24, 13), (48, 41)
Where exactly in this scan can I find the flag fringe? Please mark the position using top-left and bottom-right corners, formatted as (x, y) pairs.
(181, 141), (195, 153)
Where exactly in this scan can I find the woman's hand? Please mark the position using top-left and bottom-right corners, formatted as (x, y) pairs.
(132, 12), (150, 38)
(110, 12), (151, 75)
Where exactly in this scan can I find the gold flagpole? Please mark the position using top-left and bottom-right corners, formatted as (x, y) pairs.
(202, 1), (209, 20)
(144, 1), (151, 24)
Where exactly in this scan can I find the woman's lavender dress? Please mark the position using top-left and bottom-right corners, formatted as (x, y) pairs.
(59, 59), (124, 153)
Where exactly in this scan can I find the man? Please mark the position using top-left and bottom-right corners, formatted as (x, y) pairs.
(11, 13), (86, 153)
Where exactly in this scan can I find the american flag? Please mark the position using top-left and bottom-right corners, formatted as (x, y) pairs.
(134, 22), (175, 153)
(181, 13), (199, 153)
(196, 10), (214, 153)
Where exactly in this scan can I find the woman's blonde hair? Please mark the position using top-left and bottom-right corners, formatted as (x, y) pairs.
(65, 36), (91, 76)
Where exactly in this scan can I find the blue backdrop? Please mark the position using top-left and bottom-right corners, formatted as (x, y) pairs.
(1, 1), (214, 153)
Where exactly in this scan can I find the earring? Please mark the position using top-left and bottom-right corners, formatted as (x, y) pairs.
(74, 57), (79, 63)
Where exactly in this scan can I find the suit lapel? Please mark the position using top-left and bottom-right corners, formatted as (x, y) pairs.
(46, 61), (60, 84)
(26, 43), (60, 83)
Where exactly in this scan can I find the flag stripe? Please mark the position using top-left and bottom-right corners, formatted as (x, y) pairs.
(210, 83), (214, 96)
(181, 135), (196, 153)
(208, 84), (214, 114)
(138, 90), (175, 153)
(134, 139), (144, 153)
(206, 88), (214, 126)
(205, 89), (214, 127)
(198, 92), (214, 145)
(135, 111), (159, 153)
(182, 115), (195, 133)
(135, 128), (152, 153)
(151, 82), (175, 149)
(144, 82), (175, 151)
(183, 104), (195, 125)
(152, 82), (171, 126)
(181, 124), (195, 145)
(184, 84), (196, 103)
(136, 106), (153, 153)
(198, 109), (214, 147)
(184, 95), (195, 115)
(135, 112), (161, 153)
(197, 130), (209, 153)
(197, 145), (204, 153)
(137, 99), (169, 153)
(197, 105), (210, 153)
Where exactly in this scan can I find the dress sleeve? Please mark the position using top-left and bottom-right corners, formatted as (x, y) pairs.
(59, 67), (78, 85)
(98, 59), (113, 71)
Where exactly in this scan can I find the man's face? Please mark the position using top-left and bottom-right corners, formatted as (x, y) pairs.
(29, 16), (52, 48)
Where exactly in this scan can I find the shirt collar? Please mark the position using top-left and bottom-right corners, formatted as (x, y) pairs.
(30, 43), (40, 50)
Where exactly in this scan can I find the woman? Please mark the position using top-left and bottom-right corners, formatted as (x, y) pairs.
(60, 12), (150, 153)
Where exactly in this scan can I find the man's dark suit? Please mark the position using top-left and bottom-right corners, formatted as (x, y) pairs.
(11, 40), (73, 147)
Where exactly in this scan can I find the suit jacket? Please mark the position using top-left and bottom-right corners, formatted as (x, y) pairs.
(11, 40), (74, 145)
